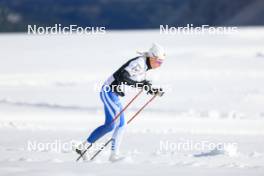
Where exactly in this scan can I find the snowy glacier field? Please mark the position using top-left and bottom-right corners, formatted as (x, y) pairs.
(0, 28), (264, 175)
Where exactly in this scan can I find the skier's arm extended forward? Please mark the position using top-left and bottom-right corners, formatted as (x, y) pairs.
(118, 70), (164, 96)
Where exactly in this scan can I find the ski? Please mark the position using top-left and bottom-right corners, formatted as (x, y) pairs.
(76, 143), (93, 162)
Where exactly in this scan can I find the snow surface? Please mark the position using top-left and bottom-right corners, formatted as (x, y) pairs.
(0, 28), (264, 175)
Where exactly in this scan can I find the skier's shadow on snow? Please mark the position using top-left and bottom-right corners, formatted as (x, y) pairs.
(193, 149), (223, 157)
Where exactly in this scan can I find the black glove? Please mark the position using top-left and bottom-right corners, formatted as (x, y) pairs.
(147, 87), (164, 97)
(113, 85), (125, 97)
(115, 91), (125, 97)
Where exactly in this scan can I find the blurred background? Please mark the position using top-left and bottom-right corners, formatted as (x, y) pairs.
(0, 0), (264, 32)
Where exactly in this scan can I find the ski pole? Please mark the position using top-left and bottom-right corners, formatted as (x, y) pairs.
(76, 143), (93, 162)
(110, 89), (144, 125)
(127, 94), (157, 124)
(90, 93), (158, 161)
(76, 89), (143, 162)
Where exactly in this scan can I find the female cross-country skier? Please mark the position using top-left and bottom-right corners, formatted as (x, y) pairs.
(76, 43), (165, 161)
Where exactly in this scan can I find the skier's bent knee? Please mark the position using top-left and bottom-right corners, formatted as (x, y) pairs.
(106, 123), (115, 132)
